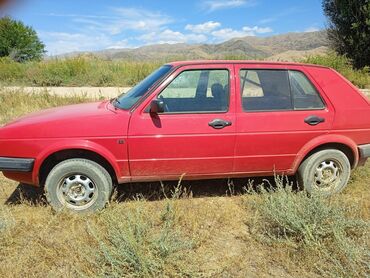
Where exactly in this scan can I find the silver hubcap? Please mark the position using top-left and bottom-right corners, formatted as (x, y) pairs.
(58, 174), (97, 208)
(314, 160), (342, 190)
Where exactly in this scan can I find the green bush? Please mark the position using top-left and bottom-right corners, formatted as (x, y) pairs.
(0, 57), (25, 83)
(247, 178), (370, 277)
(303, 53), (370, 88)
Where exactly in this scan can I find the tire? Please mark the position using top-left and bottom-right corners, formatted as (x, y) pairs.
(45, 158), (113, 213)
(298, 149), (351, 196)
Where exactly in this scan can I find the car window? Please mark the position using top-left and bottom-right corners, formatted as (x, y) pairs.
(289, 71), (325, 110)
(158, 69), (229, 113)
(115, 65), (173, 110)
(240, 69), (292, 111)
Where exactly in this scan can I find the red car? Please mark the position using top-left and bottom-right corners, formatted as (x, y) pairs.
(1, 61), (369, 212)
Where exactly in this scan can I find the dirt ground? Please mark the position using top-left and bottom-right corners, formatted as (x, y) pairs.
(2, 87), (369, 99)
(1, 86), (131, 99)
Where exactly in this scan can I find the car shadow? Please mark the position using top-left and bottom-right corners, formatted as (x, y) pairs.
(5, 183), (45, 205)
(5, 176), (299, 205)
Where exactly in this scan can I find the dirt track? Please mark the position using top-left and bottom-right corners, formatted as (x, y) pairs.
(1, 86), (131, 99)
(1, 86), (369, 98)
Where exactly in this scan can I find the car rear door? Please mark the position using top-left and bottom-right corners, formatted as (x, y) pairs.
(127, 64), (236, 180)
(233, 63), (335, 174)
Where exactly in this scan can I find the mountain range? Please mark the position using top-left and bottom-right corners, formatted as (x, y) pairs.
(59, 31), (329, 61)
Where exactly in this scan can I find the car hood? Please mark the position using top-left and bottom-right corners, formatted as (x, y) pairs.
(0, 101), (130, 139)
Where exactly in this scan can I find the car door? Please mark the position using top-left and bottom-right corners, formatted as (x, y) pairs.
(127, 64), (236, 180)
(233, 64), (335, 174)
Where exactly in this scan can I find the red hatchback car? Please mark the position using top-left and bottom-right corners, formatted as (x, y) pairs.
(0, 61), (369, 212)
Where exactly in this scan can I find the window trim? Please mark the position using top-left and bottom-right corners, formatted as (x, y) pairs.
(145, 68), (231, 115)
(239, 68), (327, 113)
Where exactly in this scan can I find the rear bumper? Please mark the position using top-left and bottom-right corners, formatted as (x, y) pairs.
(0, 157), (35, 172)
(359, 144), (370, 159)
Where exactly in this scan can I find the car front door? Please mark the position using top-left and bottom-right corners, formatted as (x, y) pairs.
(128, 64), (236, 181)
(233, 64), (335, 174)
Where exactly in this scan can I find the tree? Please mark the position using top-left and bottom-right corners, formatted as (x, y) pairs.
(322, 0), (370, 69)
(0, 16), (45, 62)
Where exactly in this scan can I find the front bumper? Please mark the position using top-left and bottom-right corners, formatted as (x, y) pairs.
(359, 144), (370, 159)
(0, 157), (35, 172)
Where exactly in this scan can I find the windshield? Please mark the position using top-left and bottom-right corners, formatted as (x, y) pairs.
(114, 65), (173, 110)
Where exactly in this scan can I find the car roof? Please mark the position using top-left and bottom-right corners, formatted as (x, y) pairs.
(167, 60), (330, 69)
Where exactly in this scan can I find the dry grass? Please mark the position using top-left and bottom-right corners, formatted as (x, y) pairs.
(0, 89), (369, 277)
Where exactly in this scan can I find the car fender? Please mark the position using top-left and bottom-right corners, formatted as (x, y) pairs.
(292, 134), (359, 172)
(32, 139), (121, 185)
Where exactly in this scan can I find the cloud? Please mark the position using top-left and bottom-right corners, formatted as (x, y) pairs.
(37, 5), (273, 55)
(211, 25), (273, 41)
(37, 31), (113, 55)
(243, 26), (273, 34)
(106, 39), (131, 49)
(259, 7), (303, 24)
(304, 26), (320, 32)
(202, 0), (255, 12)
(185, 21), (221, 33)
(72, 8), (172, 35)
(138, 29), (208, 44)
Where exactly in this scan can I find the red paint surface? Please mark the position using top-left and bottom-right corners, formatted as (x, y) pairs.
(0, 61), (369, 186)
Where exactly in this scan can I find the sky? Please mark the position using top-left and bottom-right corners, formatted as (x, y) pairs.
(3, 0), (326, 55)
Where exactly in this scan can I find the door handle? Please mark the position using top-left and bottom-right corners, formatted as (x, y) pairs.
(208, 119), (232, 129)
(304, 115), (325, 126)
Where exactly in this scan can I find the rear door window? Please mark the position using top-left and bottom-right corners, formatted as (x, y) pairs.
(240, 69), (292, 111)
(240, 69), (325, 111)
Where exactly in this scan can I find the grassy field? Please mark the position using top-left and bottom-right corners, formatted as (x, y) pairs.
(0, 53), (369, 88)
(0, 90), (369, 277)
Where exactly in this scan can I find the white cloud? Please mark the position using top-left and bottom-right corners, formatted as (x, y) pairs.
(138, 29), (207, 44)
(38, 31), (117, 55)
(203, 0), (255, 11)
(185, 21), (221, 33)
(211, 25), (273, 41)
(107, 39), (131, 49)
(73, 8), (172, 35)
(304, 26), (320, 32)
(212, 28), (251, 41)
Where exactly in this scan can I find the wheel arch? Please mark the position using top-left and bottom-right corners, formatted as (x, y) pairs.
(33, 141), (121, 186)
(292, 135), (359, 173)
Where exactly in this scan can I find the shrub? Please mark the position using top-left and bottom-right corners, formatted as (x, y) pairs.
(303, 52), (370, 88)
(0, 57), (25, 83)
(247, 177), (370, 277)
(85, 198), (195, 277)
(0, 205), (15, 234)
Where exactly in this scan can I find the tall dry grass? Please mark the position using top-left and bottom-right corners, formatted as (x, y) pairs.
(0, 56), (162, 87)
(0, 53), (369, 88)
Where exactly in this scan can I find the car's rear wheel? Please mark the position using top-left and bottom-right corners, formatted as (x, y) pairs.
(298, 149), (351, 196)
(45, 158), (112, 213)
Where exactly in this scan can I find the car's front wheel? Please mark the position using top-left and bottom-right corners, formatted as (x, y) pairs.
(298, 149), (351, 196)
(45, 158), (113, 213)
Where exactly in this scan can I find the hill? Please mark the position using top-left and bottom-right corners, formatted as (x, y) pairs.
(58, 31), (329, 61)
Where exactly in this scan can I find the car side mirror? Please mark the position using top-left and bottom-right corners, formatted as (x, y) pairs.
(150, 99), (165, 114)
